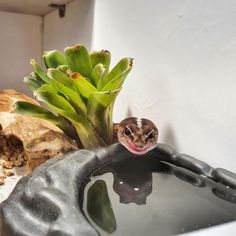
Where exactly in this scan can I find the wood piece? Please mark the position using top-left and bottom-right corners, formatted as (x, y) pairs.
(0, 89), (78, 173)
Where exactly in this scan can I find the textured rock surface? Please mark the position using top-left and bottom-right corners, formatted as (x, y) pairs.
(0, 89), (77, 172)
(0, 143), (236, 236)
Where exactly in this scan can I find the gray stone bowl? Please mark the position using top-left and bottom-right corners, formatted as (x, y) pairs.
(0, 143), (236, 236)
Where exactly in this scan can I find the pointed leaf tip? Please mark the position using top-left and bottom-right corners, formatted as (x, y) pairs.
(130, 58), (134, 66)
(101, 50), (111, 55)
(30, 59), (36, 65)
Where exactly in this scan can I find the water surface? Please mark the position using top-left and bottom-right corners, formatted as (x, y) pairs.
(83, 158), (236, 235)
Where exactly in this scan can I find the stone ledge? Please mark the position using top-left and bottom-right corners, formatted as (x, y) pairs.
(0, 143), (236, 236)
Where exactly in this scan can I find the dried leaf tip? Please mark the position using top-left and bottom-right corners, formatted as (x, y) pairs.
(75, 44), (82, 49)
(101, 50), (111, 54)
(70, 72), (81, 80)
(129, 58), (134, 67)
(64, 46), (75, 52)
(30, 59), (36, 65)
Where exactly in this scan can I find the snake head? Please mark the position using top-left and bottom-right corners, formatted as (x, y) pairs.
(117, 117), (158, 155)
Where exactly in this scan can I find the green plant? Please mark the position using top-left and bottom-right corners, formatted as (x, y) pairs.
(14, 44), (133, 149)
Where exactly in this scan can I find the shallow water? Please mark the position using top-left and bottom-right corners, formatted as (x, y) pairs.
(83, 157), (236, 236)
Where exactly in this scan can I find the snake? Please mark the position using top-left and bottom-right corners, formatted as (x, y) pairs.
(114, 117), (159, 155)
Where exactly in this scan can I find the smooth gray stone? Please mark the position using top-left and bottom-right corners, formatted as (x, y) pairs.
(0, 143), (235, 236)
(172, 153), (215, 178)
(215, 168), (236, 189)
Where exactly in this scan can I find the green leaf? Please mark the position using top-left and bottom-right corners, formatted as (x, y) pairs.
(91, 63), (105, 87)
(56, 116), (82, 147)
(101, 68), (131, 92)
(102, 57), (133, 86)
(47, 68), (73, 88)
(23, 72), (45, 92)
(89, 90), (120, 108)
(46, 69), (87, 114)
(70, 73), (97, 100)
(14, 101), (59, 124)
(64, 44), (93, 78)
(30, 59), (50, 83)
(15, 101), (82, 146)
(34, 84), (79, 122)
(87, 90), (120, 144)
(90, 50), (111, 75)
(73, 118), (106, 148)
(43, 50), (67, 69)
(87, 180), (116, 233)
(54, 80), (86, 114)
(57, 65), (72, 75)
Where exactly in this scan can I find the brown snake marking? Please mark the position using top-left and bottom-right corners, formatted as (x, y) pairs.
(114, 117), (158, 155)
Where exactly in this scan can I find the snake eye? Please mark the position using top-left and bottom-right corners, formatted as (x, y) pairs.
(147, 131), (155, 139)
(124, 126), (131, 136)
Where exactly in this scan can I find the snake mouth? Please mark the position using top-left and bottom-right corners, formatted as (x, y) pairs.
(121, 138), (153, 155)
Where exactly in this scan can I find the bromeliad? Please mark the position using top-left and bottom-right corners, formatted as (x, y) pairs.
(14, 44), (133, 149)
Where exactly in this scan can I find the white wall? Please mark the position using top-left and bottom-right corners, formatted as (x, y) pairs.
(93, 0), (236, 172)
(0, 11), (42, 96)
(43, 0), (95, 52)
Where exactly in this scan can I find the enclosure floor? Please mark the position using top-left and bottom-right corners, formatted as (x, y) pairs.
(0, 167), (25, 203)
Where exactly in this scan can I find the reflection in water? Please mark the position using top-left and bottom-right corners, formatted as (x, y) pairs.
(87, 180), (116, 233)
(84, 158), (236, 236)
(113, 171), (152, 205)
(112, 158), (170, 205)
(212, 188), (236, 204)
(173, 170), (206, 188)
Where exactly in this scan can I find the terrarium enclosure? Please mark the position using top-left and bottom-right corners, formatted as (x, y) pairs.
(0, 0), (236, 235)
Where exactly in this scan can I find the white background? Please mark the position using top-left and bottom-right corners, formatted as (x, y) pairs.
(0, 11), (42, 96)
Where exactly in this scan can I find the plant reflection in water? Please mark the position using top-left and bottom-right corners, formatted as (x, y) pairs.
(84, 157), (236, 235)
